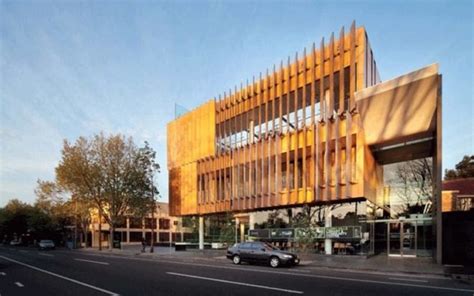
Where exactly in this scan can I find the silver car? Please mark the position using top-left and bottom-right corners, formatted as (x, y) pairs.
(38, 240), (55, 250)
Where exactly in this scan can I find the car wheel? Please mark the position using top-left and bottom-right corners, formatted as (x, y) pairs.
(270, 256), (280, 268)
(232, 255), (241, 265)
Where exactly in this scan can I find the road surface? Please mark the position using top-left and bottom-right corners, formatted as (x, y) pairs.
(0, 246), (472, 296)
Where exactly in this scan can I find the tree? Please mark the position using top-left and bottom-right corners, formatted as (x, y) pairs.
(129, 141), (160, 252)
(34, 180), (65, 214)
(33, 180), (74, 244)
(0, 199), (59, 245)
(56, 133), (159, 250)
(444, 155), (474, 180)
(0, 199), (32, 242)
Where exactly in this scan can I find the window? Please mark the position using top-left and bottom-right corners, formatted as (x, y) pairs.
(130, 217), (142, 228)
(334, 71), (340, 112)
(145, 218), (157, 229)
(241, 242), (253, 249)
(251, 242), (265, 250)
(159, 218), (170, 230)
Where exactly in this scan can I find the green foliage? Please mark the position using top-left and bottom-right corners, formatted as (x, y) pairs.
(55, 134), (160, 241)
(0, 199), (60, 243)
(217, 213), (235, 244)
(205, 214), (235, 244)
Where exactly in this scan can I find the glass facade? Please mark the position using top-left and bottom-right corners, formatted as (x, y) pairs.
(186, 157), (435, 258)
(192, 158), (435, 257)
(370, 157), (434, 257)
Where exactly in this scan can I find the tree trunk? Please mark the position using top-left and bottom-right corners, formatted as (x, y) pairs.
(83, 227), (88, 248)
(109, 225), (114, 250)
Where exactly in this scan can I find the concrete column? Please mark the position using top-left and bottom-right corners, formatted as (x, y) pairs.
(249, 213), (255, 230)
(126, 218), (130, 243)
(435, 76), (443, 264)
(157, 216), (160, 243)
(240, 223), (245, 242)
(199, 216), (204, 250)
(325, 206), (332, 255)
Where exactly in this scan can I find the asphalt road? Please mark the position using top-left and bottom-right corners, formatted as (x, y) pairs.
(0, 246), (473, 296)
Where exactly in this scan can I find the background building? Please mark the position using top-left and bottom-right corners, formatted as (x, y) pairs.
(441, 178), (474, 265)
(167, 22), (442, 262)
(442, 178), (474, 212)
(89, 202), (192, 248)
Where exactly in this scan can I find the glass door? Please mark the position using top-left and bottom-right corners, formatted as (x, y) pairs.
(401, 221), (416, 257)
(388, 222), (401, 256)
(416, 220), (433, 257)
(388, 220), (418, 257)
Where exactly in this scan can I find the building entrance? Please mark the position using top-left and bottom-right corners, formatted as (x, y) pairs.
(371, 218), (433, 258)
(388, 221), (416, 257)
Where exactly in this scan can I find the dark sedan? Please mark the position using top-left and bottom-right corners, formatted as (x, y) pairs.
(226, 241), (299, 268)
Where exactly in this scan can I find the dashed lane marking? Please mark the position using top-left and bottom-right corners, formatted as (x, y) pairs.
(74, 258), (109, 265)
(14, 282), (24, 287)
(0, 255), (119, 296)
(38, 253), (54, 257)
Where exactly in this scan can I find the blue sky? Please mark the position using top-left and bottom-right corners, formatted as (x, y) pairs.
(1, 0), (472, 206)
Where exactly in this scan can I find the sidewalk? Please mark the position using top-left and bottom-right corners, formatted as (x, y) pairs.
(75, 245), (451, 277)
(297, 253), (445, 276)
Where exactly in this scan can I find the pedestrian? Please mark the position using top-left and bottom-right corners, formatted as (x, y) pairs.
(141, 237), (146, 252)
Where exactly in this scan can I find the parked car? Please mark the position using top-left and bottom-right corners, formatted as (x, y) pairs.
(38, 240), (55, 250)
(226, 241), (299, 268)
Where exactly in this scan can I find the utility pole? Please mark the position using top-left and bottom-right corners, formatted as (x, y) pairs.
(98, 206), (102, 251)
(150, 174), (155, 253)
(74, 197), (78, 249)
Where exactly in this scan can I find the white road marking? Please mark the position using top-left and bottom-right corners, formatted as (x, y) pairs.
(167, 272), (304, 294)
(14, 282), (24, 287)
(117, 256), (474, 294)
(0, 255), (119, 296)
(0, 272), (6, 276)
(293, 269), (310, 273)
(52, 251), (474, 294)
(389, 277), (429, 283)
(38, 253), (54, 257)
(74, 258), (109, 265)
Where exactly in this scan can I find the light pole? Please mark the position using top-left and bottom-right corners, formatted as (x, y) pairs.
(74, 197), (78, 249)
(150, 177), (155, 253)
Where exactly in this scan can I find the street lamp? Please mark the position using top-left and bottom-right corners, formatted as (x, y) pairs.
(150, 178), (155, 253)
(74, 197), (78, 249)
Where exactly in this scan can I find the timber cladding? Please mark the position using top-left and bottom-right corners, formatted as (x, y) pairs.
(167, 22), (439, 217)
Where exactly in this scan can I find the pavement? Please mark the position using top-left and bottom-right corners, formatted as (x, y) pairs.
(1, 245), (473, 296)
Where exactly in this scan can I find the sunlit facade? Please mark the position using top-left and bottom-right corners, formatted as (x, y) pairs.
(89, 202), (192, 248)
(167, 22), (442, 261)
